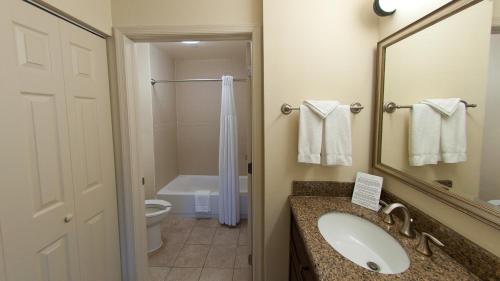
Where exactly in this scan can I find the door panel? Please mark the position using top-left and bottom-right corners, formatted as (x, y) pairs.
(37, 236), (72, 281)
(59, 20), (121, 281)
(0, 1), (80, 281)
(79, 212), (106, 281)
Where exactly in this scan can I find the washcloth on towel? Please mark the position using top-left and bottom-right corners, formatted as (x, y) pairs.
(303, 100), (339, 119)
(421, 98), (461, 117)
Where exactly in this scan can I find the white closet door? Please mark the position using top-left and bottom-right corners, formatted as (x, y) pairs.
(59, 20), (121, 281)
(0, 1), (80, 281)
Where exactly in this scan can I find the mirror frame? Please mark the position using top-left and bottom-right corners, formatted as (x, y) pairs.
(373, 0), (500, 229)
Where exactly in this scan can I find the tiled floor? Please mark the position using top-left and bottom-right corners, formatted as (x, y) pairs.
(149, 215), (252, 281)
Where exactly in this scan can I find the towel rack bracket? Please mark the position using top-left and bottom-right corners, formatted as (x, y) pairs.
(281, 103), (296, 115)
(350, 102), (364, 114)
(384, 102), (398, 113)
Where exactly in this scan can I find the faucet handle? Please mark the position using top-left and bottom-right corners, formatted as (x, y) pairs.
(379, 200), (395, 225)
(416, 232), (444, 256)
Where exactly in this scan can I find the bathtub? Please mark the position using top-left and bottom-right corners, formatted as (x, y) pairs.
(157, 175), (248, 218)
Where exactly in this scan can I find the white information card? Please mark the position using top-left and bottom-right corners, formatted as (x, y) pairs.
(351, 172), (383, 211)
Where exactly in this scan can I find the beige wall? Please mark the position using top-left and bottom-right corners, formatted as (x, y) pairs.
(263, 1), (378, 279)
(378, 0), (500, 257)
(381, 1), (492, 199)
(175, 58), (250, 176)
(110, 0), (261, 26)
(40, 0), (112, 34)
(480, 34), (500, 201)
(150, 46), (179, 193)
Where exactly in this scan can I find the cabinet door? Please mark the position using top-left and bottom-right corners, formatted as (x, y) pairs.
(58, 20), (121, 281)
(0, 1), (80, 280)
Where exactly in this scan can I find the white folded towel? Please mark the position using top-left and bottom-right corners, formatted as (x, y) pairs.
(421, 98), (461, 117)
(441, 102), (467, 163)
(303, 100), (339, 119)
(298, 101), (352, 166)
(194, 190), (210, 213)
(409, 104), (441, 166)
(323, 105), (352, 166)
(298, 104), (323, 164)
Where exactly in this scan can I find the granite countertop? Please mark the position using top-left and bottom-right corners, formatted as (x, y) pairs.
(289, 196), (482, 281)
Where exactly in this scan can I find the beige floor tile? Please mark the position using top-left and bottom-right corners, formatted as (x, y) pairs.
(162, 226), (192, 245)
(165, 267), (202, 281)
(194, 218), (220, 228)
(149, 243), (184, 267)
(237, 229), (248, 245)
(174, 245), (210, 267)
(234, 246), (251, 268)
(198, 268), (233, 281)
(212, 227), (239, 246)
(185, 227), (216, 245)
(205, 246), (237, 268)
(232, 268), (251, 281)
(149, 267), (171, 281)
(162, 216), (197, 231)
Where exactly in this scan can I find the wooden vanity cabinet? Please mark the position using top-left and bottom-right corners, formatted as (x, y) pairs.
(290, 216), (317, 281)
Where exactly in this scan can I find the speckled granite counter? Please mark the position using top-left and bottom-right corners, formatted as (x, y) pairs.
(289, 196), (482, 281)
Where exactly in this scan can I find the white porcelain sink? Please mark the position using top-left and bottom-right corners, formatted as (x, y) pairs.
(318, 212), (410, 274)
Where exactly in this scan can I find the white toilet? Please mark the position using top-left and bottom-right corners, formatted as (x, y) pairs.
(145, 199), (172, 253)
(488, 200), (500, 208)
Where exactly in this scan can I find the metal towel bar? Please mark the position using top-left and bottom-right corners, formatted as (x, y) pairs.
(281, 102), (364, 115)
(384, 100), (477, 113)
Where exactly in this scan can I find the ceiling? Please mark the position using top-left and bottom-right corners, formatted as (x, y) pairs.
(152, 41), (248, 60)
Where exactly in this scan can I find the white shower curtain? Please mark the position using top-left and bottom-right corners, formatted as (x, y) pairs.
(219, 75), (240, 226)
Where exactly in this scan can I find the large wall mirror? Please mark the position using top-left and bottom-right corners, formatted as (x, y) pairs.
(374, 0), (500, 228)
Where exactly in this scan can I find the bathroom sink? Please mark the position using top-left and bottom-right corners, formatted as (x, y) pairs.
(317, 212), (410, 274)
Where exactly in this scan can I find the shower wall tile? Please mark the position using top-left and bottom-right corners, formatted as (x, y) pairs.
(175, 58), (250, 176)
(151, 45), (179, 194)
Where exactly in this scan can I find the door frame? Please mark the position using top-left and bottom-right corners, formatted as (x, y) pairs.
(107, 25), (264, 281)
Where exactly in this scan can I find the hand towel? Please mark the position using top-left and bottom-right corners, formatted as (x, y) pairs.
(303, 100), (339, 119)
(323, 105), (352, 166)
(421, 98), (461, 117)
(441, 102), (466, 163)
(298, 104), (323, 164)
(409, 104), (441, 166)
(195, 190), (211, 213)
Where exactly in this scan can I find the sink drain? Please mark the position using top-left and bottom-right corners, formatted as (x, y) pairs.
(367, 261), (380, 272)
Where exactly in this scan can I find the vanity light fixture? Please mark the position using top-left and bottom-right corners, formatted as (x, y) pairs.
(373, 0), (397, 17)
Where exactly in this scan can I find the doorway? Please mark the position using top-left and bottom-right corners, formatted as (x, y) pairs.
(109, 26), (263, 281)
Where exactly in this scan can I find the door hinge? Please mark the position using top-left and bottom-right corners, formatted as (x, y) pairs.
(248, 254), (252, 266)
(141, 177), (145, 185)
(247, 162), (252, 174)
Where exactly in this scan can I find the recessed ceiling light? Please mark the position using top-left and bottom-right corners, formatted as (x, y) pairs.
(181, 41), (200, 45)
(373, 0), (397, 17)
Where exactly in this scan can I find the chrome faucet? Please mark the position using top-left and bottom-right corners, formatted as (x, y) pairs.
(379, 200), (395, 225)
(382, 203), (415, 238)
(416, 232), (444, 257)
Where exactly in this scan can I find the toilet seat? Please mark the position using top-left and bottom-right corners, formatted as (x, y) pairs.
(145, 199), (172, 218)
(488, 200), (500, 206)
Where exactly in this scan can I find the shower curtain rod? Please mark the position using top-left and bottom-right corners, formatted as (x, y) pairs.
(150, 78), (248, 86)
